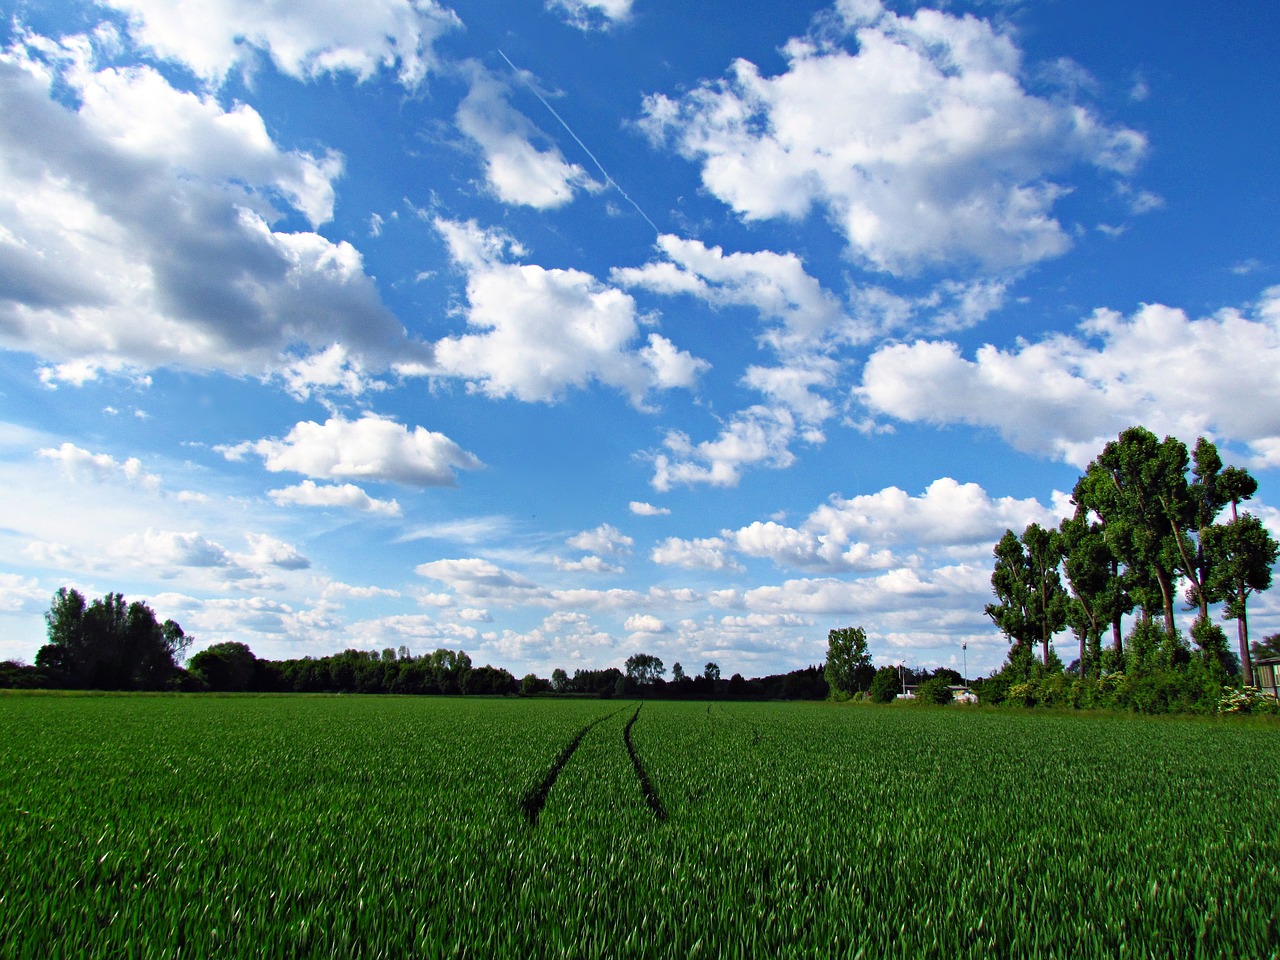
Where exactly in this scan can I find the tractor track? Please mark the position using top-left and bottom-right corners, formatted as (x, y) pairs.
(519, 706), (625, 826)
(623, 706), (667, 823)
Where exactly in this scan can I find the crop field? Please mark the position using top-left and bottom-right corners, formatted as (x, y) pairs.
(1, 695), (1278, 959)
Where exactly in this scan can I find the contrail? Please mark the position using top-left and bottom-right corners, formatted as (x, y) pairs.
(497, 49), (661, 237)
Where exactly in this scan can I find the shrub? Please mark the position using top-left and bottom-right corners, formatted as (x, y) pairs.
(915, 675), (953, 705)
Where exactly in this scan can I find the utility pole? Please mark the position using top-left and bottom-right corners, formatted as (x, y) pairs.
(962, 642), (968, 691)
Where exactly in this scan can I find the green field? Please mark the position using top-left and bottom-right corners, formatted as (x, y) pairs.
(1, 695), (1277, 958)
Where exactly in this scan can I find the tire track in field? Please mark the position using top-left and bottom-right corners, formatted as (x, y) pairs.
(623, 706), (667, 823)
(519, 706), (626, 825)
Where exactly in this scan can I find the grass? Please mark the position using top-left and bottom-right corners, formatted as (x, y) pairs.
(1, 694), (1277, 958)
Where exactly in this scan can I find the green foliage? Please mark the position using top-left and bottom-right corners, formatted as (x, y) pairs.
(520, 673), (552, 696)
(37, 588), (189, 691)
(1252, 633), (1280, 660)
(624, 652), (664, 685)
(188, 641), (258, 692)
(823, 626), (873, 697)
(914, 674), (953, 705)
(868, 666), (900, 703)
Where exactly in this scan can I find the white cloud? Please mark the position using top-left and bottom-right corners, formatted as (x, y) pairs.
(240, 533), (310, 571)
(805, 478), (1062, 551)
(651, 405), (802, 490)
(0, 573), (48, 615)
(223, 413), (483, 487)
(101, 0), (460, 88)
(415, 556), (649, 612)
(548, 0), (633, 31)
(858, 287), (1280, 466)
(741, 361), (838, 425)
(0, 34), (428, 382)
(651, 536), (742, 572)
(554, 555), (624, 574)
(630, 501), (671, 516)
(37, 443), (161, 491)
(614, 235), (847, 352)
(415, 558), (543, 600)
(323, 581), (402, 601)
(279, 345), (381, 401)
(624, 613), (667, 634)
(567, 523), (634, 555)
(432, 219), (707, 405)
(456, 62), (597, 209)
(641, 1), (1145, 274)
(114, 528), (237, 570)
(268, 480), (402, 516)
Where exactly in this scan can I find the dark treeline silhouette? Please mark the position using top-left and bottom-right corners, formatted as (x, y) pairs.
(2, 590), (833, 700)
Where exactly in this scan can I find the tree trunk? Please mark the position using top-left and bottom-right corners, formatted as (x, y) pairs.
(1112, 613), (1123, 659)
(1238, 588), (1254, 687)
(1155, 566), (1176, 638)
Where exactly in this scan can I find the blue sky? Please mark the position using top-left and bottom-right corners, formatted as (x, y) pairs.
(2, 0), (1279, 679)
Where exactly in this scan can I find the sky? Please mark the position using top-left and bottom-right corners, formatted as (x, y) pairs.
(2, 0), (1279, 680)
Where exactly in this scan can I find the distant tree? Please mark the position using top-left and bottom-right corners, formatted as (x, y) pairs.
(551, 668), (568, 693)
(1023, 523), (1068, 669)
(1060, 510), (1131, 677)
(1204, 513), (1278, 685)
(625, 653), (665, 686)
(986, 525), (1067, 672)
(703, 662), (720, 683)
(1075, 427), (1191, 638)
(868, 666), (899, 704)
(1251, 634), (1280, 661)
(466, 664), (517, 695)
(671, 662), (685, 683)
(520, 673), (551, 696)
(916, 674), (954, 705)
(824, 626), (873, 698)
(189, 641), (258, 692)
(37, 589), (190, 690)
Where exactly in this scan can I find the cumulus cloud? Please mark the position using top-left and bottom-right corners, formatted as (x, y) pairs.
(857, 287), (1280, 466)
(0, 572), (48, 614)
(547, 0), (633, 31)
(613, 235), (848, 352)
(630, 501), (671, 516)
(115, 528), (238, 570)
(624, 613), (667, 634)
(241, 533), (310, 571)
(651, 536), (742, 572)
(0, 33), (429, 384)
(101, 0), (460, 88)
(456, 62), (597, 209)
(640, 0), (1145, 274)
(555, 555), (624, 574)
(37, 443), (161, 491)
(415, 557), (647, 611)
(430, 219), (707, 405)
(268, 480), (402, 516)
(567, 523), (634, 555)
(719, 477), (1061, 576)
(223, 413), (483, 487)
(651, 405), (806, 490)
(323, 581), (402, 600)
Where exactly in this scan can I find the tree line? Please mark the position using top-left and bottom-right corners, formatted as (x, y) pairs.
(1, 591), (829, 700)
(978, 426), (1279, 712)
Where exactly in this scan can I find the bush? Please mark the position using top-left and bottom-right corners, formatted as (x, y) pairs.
(1218, 686), (1280, 716)
(868, 667), (899, 704)
(915, 675), (953, 705)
